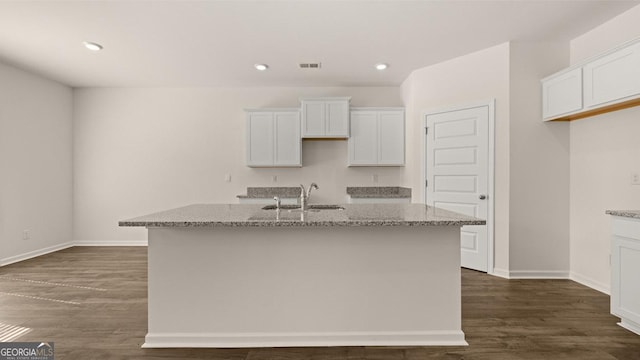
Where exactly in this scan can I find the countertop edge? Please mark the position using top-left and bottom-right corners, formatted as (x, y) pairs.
(236, 195), (299, 199)
(606, 210), (640, 219)
(348, 194), (411, 199)
(119, 220), (486, 227)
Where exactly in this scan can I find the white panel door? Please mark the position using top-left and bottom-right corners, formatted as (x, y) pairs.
(274, 112), (301, 166)
(246, 113), (274, 166)
(348, 111), (378, 165)
(426, 106), (489, 272)
(378, 111), (405, 165)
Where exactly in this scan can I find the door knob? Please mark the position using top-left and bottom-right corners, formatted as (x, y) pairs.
(479, 194), (487, 200)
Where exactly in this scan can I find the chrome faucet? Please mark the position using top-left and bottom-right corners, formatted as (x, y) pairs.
(273, 196), (281, 210)
(300, 183), (319, 211)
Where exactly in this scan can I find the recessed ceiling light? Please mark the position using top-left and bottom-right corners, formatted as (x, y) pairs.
(254, 64), (268, 71)
(83, 41), (103, 51)
(375, 63), (388, 70)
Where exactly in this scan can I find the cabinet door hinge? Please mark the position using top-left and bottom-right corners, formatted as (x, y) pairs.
(425, 180), (428, 187)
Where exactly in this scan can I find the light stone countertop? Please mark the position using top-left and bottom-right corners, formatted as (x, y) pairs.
(605, 210), (640, 219)
(346, 186), (411, 198)
(119, 203), (485, 227)
(236, 187), (300, 199)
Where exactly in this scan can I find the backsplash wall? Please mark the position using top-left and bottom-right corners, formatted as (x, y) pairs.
(73, 86), (404, 243)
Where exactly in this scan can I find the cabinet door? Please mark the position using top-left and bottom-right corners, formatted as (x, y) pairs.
(301, 101), (325, 137)
(274, 112), (301, 166)
(584, 41), (640, 108)
(542, 67), (583, 120)
(348, 111), (378, 165)
(611, 217), (640, 327)
(612, 235), (640, 325)
(246, 113), (274, 166)
(378, 111), (404, 165)
(325, 100), (349, 137)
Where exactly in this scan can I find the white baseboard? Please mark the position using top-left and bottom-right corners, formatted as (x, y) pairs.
(142, 330), (468, 348)
(0, 241), (147, 267)
(74, 240), (148, 246)
(618, 319), (640, 336)
(488, 269), (610, 296)
(570, 271), (610, 295)
(489, 269), (570, 279)
(508, 270), (570, 279)
(490, 268), (510, 279)
(0, 242), (75, 266)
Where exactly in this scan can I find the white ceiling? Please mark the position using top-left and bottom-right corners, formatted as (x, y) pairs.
(0, 0), (638, 88)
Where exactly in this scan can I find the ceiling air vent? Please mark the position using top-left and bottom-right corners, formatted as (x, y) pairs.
(299, 62), (322, 69)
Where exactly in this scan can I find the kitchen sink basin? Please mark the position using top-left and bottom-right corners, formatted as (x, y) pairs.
(261, 204), (345, 211)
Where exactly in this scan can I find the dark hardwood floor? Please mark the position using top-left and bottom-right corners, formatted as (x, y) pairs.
(0, 247), (638, 359)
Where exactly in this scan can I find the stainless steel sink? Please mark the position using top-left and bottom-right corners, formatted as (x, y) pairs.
(261, 204), (345, 211)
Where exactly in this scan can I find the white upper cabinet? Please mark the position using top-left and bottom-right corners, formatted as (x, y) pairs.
(541, 37), (640, 121)
(348, 108), (404, 166)
(542, 68), (583, 120)
(349, 111), (378, 165)
(273, 112), (302, 166)
(301, 97), (350, 138)
(246, 109), (301, 167)
(584, 41), (640, 108)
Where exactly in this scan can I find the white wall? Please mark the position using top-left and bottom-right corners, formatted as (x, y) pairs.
(73, 87), (403, 243)
(0, 61), (73, 265)
(508, 42), (570, 276)
(569, 4), (640, 293)
(401, 41), (572, 277)
(401, 43), (511, 274)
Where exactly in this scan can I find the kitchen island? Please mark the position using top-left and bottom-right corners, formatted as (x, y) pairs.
(120, 203), (485, 348)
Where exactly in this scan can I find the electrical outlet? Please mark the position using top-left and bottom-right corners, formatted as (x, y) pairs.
(224, 174), (232, 183)
(272, 175), (278, 183)
(372, 174), (378, 183)
(632, 173), (640, 185)
(23, 230), (30, 240)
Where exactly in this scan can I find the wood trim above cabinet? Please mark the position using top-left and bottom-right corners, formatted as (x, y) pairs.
(541, 36), (640, 122)
(547, 97), (640, 122)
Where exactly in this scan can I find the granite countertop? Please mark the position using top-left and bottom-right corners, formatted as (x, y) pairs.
(605, 210), (640, 219)
(119, 203), (485, 228)
(237, 187), (300, 199)
(346, 186), (411, 198)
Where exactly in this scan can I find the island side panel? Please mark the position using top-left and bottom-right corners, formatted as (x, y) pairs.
(145, 225), (464, 348)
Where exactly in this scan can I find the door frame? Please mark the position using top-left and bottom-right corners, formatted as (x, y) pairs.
(422, 99), (496, 275)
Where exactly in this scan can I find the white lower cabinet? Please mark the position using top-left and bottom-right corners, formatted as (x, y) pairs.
(246, 109), (301, 167)
(611, 216), (640, 335)
(348, 108), (404, 166)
